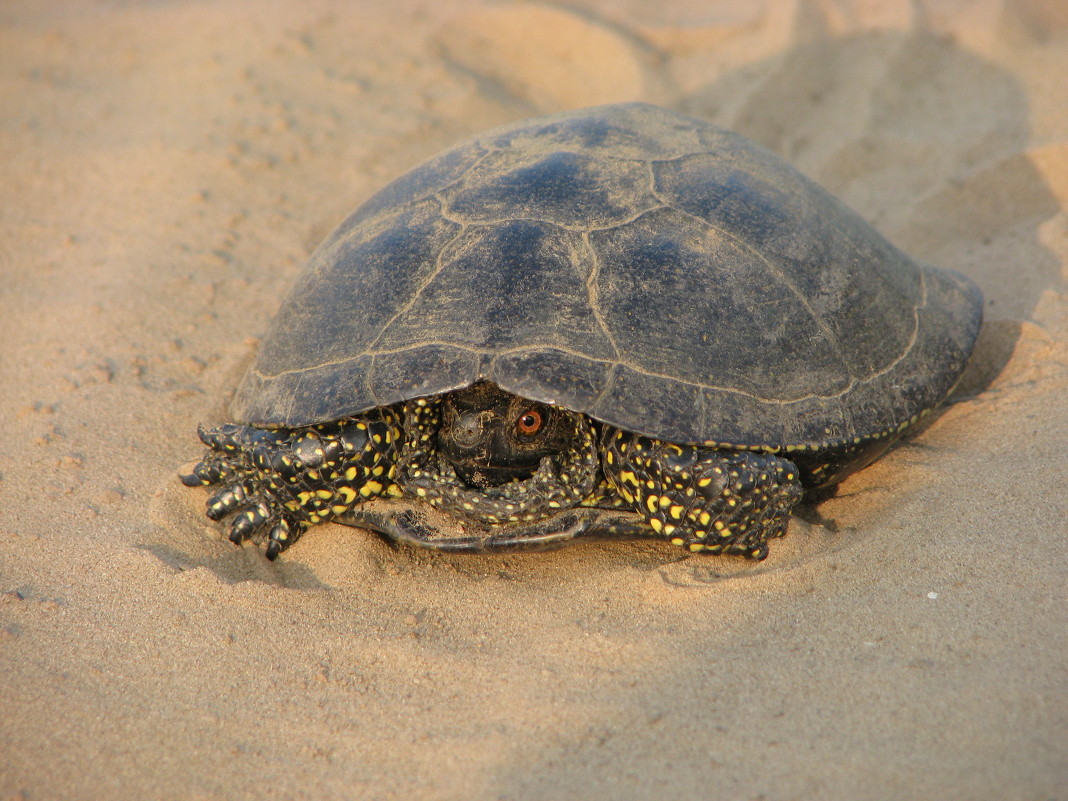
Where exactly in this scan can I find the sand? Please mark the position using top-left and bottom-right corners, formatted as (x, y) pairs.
(1, 1), (1066, 798)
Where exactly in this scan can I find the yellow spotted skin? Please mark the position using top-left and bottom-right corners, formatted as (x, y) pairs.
(182, 388), (882, 561)
(180, 409), (403, 560)
(601, 429), (803, 560)
(397, 397), (601, 526)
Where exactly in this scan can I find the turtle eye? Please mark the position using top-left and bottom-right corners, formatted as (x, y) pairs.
(515, 408), (545, 437)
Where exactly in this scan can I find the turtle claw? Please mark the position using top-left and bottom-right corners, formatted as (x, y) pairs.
(182, 425), (290, 551)
(182, 416), (398, 559)
(225, 500), (272, 543)
(181, 424), (293, 551)
(197, 423), (246, 452)
(179, 454), (235, 487)
(222, 500), (305, 560)
(206, 479), (257, 520)
(181, 424), (263, 487)
(178, 465), (206, 487)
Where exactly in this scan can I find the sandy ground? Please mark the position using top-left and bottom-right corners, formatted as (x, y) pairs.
(2, 1), (1066, 799)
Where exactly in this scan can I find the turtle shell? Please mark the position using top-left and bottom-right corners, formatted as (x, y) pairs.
(232, 103), (982, 449)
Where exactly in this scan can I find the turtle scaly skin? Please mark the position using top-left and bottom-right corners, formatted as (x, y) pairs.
(182, 410), (404, 559)
(182, 385), (804, 560)
(602, 433), (802, 559)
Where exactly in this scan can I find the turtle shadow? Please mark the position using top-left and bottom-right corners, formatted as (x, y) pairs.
(652, 518), (847, 587)
(951, 319), (1021, 401)
(146, 475), (333, 589)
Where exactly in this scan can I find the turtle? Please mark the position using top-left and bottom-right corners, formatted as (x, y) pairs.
(180, 102), (983, 562)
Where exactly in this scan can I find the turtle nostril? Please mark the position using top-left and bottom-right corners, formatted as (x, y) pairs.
(451, 411), (484, 449)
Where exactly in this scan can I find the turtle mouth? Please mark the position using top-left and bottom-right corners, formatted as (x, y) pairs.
(397, 397), (601, 526)
(451, 461), (539, 490)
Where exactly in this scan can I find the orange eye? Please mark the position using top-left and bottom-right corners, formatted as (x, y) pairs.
(516, 408), (544, 436)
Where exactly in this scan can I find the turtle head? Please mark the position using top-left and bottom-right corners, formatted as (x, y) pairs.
(437, 381), (577, 488)
(398, 382), (601, 526)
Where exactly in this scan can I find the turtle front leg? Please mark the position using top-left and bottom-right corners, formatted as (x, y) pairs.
(602, 430), (803, 560)
(180, 410), (403, 559)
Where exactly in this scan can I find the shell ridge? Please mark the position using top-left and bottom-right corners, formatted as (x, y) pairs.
(860, 267), (927, 389)
(579, 231), (622, 364)
(364, 195), (468, 354)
